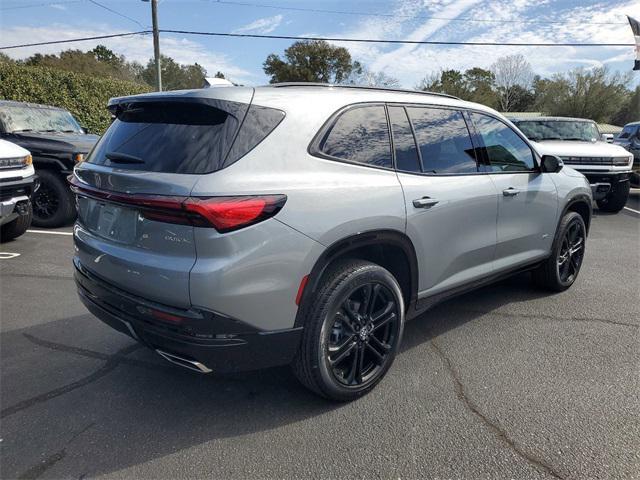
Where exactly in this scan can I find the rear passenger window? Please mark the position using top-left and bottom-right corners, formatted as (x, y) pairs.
(471, 113), (535, 172)
(319, 105), (392, 168)
(388, 106), (421, 173)
(407, 107), (477, 174)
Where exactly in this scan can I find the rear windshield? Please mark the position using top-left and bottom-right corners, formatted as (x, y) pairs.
(87, 99), (284, 174)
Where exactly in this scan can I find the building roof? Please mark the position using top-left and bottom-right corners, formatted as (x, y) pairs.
(598, 123), (623, 134)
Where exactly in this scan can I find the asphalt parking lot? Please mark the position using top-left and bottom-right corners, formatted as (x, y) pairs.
(1, 194), (638, 480)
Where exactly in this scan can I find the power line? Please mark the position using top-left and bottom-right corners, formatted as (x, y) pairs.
(87, 0), (147, 29)
(209, 0), (629, 26)
(0, 31), (151, 50)
(0, 29), (634, 50)
(161, 30), (635, 47)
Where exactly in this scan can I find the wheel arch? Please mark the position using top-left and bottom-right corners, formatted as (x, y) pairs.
(562, 195), (592, 235)
(32, 156), (70, 173)
(295, 229), (419, 327)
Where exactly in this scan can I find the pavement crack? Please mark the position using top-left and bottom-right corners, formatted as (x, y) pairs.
(15, 423), (94, 480)
(2, 273), (74, 281)
(430, 338), (566, 480)
(17, 450), (66, 480)
(22, 333), (170, 371)
(1, 343), (141, 420)
(459, 309), (638, 329)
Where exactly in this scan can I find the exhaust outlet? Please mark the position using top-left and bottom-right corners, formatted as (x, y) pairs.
(156, 350), (212, 373)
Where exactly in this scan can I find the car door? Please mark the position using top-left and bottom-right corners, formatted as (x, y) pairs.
(391, 104), (498, 298)
(469, 112), (558, 270)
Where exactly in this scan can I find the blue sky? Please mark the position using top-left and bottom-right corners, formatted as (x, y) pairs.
(1, 0), (638, 87)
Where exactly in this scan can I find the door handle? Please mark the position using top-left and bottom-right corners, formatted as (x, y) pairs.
(502, 188), (520, 197)
(413, 197), (439, 209)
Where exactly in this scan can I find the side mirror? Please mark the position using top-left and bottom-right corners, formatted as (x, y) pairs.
(81, 126), (88, 134)
(541, 155), (563, 173)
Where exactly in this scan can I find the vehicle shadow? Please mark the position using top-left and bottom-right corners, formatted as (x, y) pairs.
(1, 272), (547, 478)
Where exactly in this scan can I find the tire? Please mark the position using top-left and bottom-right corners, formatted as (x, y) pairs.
(1, 200), (32, 242)
(292, 259), (405, 401)
(31, 170), (76, 228)
(532, 211), (586, 292)
(596, 181), (630, 213)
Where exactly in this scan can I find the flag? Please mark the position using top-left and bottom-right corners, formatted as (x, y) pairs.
(628, 16), (640, 71)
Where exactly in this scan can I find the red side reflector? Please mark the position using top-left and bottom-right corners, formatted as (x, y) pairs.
(296, 274), (310, 306)
(150, 309), (185, 324)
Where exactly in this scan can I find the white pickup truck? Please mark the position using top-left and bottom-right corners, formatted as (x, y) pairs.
(0, 139), (35, 241)
(510, 116), (634, 213)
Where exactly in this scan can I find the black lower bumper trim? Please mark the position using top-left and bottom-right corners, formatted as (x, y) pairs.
(75, 262), (303, 373)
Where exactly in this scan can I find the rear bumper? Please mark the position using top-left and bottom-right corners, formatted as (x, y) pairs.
(74, 259), (303, 373)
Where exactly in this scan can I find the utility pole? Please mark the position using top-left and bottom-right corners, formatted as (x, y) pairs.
(147, 0), (162, 91)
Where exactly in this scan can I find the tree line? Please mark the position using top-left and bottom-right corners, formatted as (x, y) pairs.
(263, 41), (638, 125)
(1, 40), (637, 125)
(0, 46), (223, 91)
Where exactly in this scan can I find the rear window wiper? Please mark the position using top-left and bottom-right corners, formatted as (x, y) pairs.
(105, 151), (145, 164)
(12, 129), (33, 132)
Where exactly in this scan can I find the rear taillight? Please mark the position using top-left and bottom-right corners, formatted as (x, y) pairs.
(184, 196), (286, 232)
(69, 176), (286, 233)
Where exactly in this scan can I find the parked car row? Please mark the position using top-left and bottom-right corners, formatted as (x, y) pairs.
(0, 100), (98, 228)
(0, 97), (637, 240)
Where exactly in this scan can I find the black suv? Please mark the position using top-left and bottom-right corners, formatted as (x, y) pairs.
(0, 101), (99, 227)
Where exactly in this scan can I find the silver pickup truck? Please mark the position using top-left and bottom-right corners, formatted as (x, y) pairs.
(510, 116), (634, 213)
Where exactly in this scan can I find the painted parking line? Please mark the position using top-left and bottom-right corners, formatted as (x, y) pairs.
(26, 229), (73, 236)
(623, 206), (640, 215)
(0, 252), (21, 260)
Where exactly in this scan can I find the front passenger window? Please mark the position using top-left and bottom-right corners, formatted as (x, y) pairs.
(471, 113), (535, 172)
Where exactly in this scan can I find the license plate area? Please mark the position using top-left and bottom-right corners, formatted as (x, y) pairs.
(79, 197), (138, 245)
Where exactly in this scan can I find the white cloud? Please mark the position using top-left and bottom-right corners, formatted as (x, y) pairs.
(327, 0), (637, 88)
(1, 24), (254, 84)
(232, 15), (283, 34)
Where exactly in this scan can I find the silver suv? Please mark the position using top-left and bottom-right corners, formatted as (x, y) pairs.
(71, 84), (592, 401)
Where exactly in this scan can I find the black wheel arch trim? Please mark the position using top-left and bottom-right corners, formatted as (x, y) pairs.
(295, 229), (419, 327)
(561, 194), (592, 235)
(32, 156), (70, 172)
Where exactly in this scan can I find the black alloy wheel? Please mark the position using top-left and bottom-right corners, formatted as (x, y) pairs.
(556, 218), (585, 285)
(32, 180), (60, 220)
(292, 259), (405, 401)
(30, 170), (76, 228)
(326, 283), (399, 387)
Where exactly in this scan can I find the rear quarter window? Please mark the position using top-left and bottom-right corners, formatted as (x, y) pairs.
(316, 105), (392, 169)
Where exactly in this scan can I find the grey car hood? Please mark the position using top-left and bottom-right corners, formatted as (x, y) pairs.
(531, 140), (631, 157)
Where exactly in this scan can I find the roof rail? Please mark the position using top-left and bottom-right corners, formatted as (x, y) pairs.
(267, 82), (461, 100)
